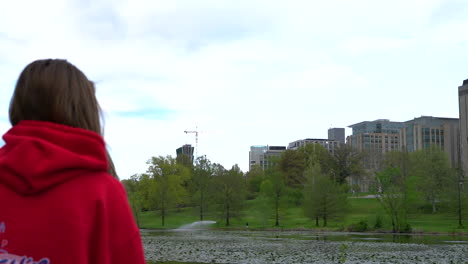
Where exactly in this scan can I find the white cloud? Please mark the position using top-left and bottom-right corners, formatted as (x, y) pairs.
(342, 37), (410, 54)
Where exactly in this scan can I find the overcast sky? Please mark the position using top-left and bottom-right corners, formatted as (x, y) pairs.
(1, 0), (467, 178)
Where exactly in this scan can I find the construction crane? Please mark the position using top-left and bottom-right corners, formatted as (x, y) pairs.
(184, 127), (199, 158)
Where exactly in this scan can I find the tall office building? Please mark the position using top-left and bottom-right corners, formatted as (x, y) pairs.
(249, 145), (267, 170)
(459, 79), (468, 174)
(249, 145), (286, 171)
(328, 128), (345, 145)
(348, 119), (404, 153)
(348, 119), (404, 169)
(176, 144), (194, 165)
(400, 116), (460, 168)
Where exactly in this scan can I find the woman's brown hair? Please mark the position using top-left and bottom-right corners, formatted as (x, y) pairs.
(9, 59), (118, 178)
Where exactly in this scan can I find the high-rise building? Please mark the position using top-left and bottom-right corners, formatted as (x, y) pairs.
(176, 144), (194, 165)
(400, 116), (460, 168)
(348, 119), (404, 152)
(328, 128), (345, 145)
(459, 79), (468, 174)
(249, 145), (267, 170)
(249, 145), (286, 171)
(288, 138), (340, 154)
(348, 119), (404, 169)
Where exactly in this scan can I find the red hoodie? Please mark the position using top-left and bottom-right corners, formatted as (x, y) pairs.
(0, 120), (145, 264)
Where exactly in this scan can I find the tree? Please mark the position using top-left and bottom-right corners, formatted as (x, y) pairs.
(376, 149), (420, 232)
(245, 164), (265, 199)
(330, 144), (365, 185)
(260, 169), (286, 226)
(121, 175), (144, 227)
(279, 149), (306, 188)
(212, 164), (246, 226)
(299, 143), (335, 174)
(376, 164), (414, 233)
(410, 146), (453, 213)
(254, 190), (272, 228)
(444, 167), (468, 228)
(303, 163), (347, 227)
(147, 156), (190, 226)
(134, 173), (157, 211)
(191, 156), (213, 221)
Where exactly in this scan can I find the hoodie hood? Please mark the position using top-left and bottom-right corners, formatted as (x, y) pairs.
(0, 120), (108, 195)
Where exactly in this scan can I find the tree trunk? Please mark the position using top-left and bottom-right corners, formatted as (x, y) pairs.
(315, 216), (319, 227)
(161, 193), (166, 226)
(200, 191), (204, 222)
(432, 199), (436, 214)
(323, 197), (327, 227)
(458, 177), (463, 228)
(395, 212), (400, 233)
(226, 204), (230, 226)
(162, 205), (165, 227)
(132, 203), (140, 228)
(275, 197), (279, 226)
(135, 211), (140, 228)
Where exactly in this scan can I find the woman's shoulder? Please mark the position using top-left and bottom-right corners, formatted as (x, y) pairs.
(64, 171), (128, 201)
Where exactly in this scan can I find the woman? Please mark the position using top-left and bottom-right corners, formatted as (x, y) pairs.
(0, 59), (145, 263)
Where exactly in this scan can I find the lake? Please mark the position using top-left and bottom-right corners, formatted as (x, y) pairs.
(142, 229), (468, 263)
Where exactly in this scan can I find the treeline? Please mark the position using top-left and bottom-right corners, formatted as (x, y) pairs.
(122, 144), (467, 232)
(376, 147), (467, 232)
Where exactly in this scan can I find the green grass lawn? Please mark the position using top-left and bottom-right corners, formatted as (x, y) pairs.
(408, 213), (466, 233)
(139, 207), (201, 229)
(138, 197), (467, 234)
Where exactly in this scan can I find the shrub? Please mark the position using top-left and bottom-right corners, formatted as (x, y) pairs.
(287, 188), (304, 206)
(374, 215), (383, 229)
(400, 223), (412, 233)
(347, 219), (368, 232)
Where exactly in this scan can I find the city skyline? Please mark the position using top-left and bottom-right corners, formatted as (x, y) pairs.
(0, 0), (467, 178)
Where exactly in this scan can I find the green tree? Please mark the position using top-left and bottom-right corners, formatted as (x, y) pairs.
(303, 163), (347, 227)
(376, 166), (413, 233)
(245, 164), (265, 199)
(260, 169), (286, 226)
(191, 156), (213, 221)
(279, 149), (306, 188)
(410, 146), (453, 213)
(147, 156), (190, 226)
(279, 144), (341, 189)
(299, 143), (335, 174)
(212, 164), (246, 226)
(444, 167), (468, 228)
(331, 144), (365, 185)
(254, 191), (272, 228)
(121, 174), (144, 227)
(135, 173), (157, 211)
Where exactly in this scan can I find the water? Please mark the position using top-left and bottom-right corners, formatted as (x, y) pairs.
(176, 221), (216, 231)
(143, 230), (468, 263)
(241, 231), (468, 245)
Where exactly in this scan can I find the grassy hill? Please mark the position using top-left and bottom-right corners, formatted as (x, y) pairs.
(138, 196), (466, 234)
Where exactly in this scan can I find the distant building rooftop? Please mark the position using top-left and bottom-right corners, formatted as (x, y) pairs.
(409, 116), (458, 121)
(268, 146), (286, 151)
(348, 119), (401, 128)
(303, 138), (334, 141)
